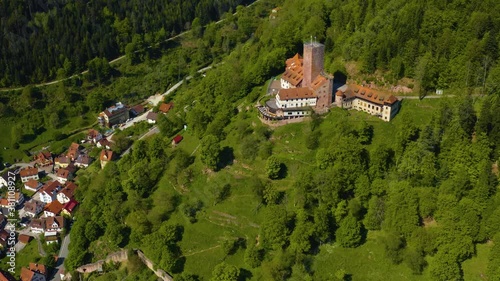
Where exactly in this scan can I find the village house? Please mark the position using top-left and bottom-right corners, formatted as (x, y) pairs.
(62, 199), (78, 217)
(159, 102), (174, 114)
(20, 266), (46, 281)
(130, 104), (145, 116)
(0, 270), (16, 281)
(146, 112), (158, 124)
(57, 182), (77, 204)
(66, 143), (80, 161)
(100, 150), (114, 169)
(259, 41), (400, 121)
(20, 167), (39, 183)
(24, 179), (42, 192)
(23, 201), (44, 217)
(29, 219), (45, 233)
(45, 216), (65, 236)
(54, 156), (70, 169)
(74, 154), (92, 168)
(39, 181), (63, 203)
(98, 102), (129, 127)
(87, 129), (103, 144)
(18, 234), (32, 245)
(335, 85), (400, 121)
(97, 138), (112, 149)
(34, 151), (53, 167)
(43, 201), (64, 217)
(55, 168), (72, 183)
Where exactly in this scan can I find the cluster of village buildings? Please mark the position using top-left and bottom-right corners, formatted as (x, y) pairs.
(259, 41), (401, 121)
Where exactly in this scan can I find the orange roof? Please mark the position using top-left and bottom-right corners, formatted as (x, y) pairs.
(337, 85), (399, 106)
(159, 102), (174, 113)
(60, 182), (77, 198)
(311, 75), (329, 90)
(41, 180), (62, 194)
(44, 201), (64, 215)
(87, 129), (101, 138)
(100, 150), (114, 161)
(45, 216), (65, 229)
(278, 87), (316, 100)
(56, 169), (70, 179)
(282, 53), (304, 86)
(20, 167), (38, 178)
(0, 199), (8, 207)
(36, 151), (52, 161)
(19, 234), (31, 244)
(66, 142), (80, 159)
(29, 263), (46, 276)
(20, 268), (34, 281)
(25, 179), (40, 189)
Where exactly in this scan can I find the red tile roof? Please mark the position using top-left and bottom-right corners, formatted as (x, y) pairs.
(29, 263), (46, 276)
(278, 87), (316, 100)
(60, 182), (77, 199)
(281, 53), (304, 86)
(41, 181), (62, 195)
(44, 201), (64, 215)
(63, 199), (79, 213)
(159, 102), (174, 113)
(100, 150), (114, 161)
(146, 112), (158, 121)
(18, 234), (31, 244)
(132, 104), (145, 114)
(20, 268), (34, 281)
(25, 179), (40, 189)
(20, 167), (38, 178)
(56, 169), (70, 179)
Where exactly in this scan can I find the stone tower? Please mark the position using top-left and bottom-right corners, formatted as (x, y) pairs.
(302, 41), (325, 88)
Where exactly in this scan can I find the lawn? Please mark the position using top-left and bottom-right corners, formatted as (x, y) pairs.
(0, 239), (42, 279)
(312, 231), (425, 281)
(462, 242), (492, 281)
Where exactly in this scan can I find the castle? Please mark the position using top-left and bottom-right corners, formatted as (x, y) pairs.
(259, 41), (400, 121)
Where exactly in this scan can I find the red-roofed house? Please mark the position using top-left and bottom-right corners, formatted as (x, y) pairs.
(24, 179), (42, 192)
(62, 199), (78, 217)
(130, 104), (145, 116)
(100, 150), (114, 169)
(39, 181), (62, 203)
(44, 201), (64, 217)
(97, 138), (111, 149)
(57, 182), (77, 204)
(30, 219), (45, 234)
(34, 151), (53, 167)
(54, 156), (70, 168)
(159, 102), (174, 113)
(0, 270), (16, 281)
(56, 169), (71, 183)
(45, 216), (65, 236)
(23, 201), (44, 217)
(66, 143), (80, 161)
(20, 267), (45, 281)
(19, 234), (32, 244)
(87, 129), (103, 144)
(20, 167), (39, 183)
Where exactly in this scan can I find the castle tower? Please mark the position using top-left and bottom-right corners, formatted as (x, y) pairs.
(302, 41), (325, 88)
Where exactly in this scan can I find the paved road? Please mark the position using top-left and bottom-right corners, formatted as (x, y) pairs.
(121, 126), (159, 156)
(51, 233), (70, 281)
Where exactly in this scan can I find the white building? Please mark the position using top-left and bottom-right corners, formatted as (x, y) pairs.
(39, 181), (62, 204)
(335, 85), (400, 122)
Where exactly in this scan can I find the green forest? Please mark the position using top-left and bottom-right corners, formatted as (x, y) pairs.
(3, 0), (500, 279)
(0, 0), (253, 86)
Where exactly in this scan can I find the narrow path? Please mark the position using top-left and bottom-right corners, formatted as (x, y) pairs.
(37, 237), (46, 257)
(182, 245), (221, 257)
